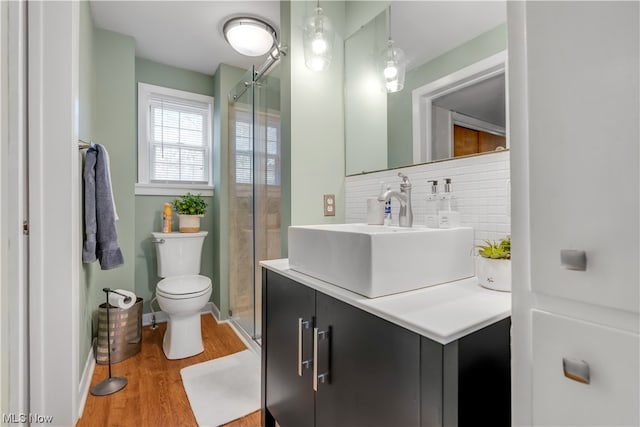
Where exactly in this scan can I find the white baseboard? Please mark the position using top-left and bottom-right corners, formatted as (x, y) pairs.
(142, 302), (217, 327)
(77, 339), (96, 420)
(210, 302), (221, 321)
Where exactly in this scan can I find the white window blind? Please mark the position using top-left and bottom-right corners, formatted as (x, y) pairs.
(137, 83), (213, 194)
(234, 111), (280, 186)
(149, 95), (209, 184)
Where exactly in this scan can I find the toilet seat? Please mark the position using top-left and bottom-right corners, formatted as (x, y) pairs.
(157, 275), (211, 300)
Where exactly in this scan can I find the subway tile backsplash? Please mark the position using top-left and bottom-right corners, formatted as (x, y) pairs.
(345, 151), (511, 247)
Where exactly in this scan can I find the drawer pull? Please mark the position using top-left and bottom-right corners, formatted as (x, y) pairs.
(313, 328), (330, 391)
(298, 318), (312, 376)
(563, 357), (590, 384)
(560, 250), (587, 271)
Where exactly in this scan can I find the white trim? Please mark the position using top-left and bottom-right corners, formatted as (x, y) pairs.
(3, 0), (29, 418)
(27, 2), (80, 424)
(507, 3), (531, 424)
(135, 183), (214, 197)
(137, 82), (214, 187)
(77, 341), (96, 420)
(0, 0), (8, 414)
(210, 301), (221, 321)
(412, 50), (507, 164)
(451, 112), (506, 137)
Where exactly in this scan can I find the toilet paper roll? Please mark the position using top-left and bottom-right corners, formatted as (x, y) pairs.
(108, 289), (136, 310)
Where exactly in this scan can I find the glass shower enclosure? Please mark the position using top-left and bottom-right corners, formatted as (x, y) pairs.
(228, 64), (282, 343)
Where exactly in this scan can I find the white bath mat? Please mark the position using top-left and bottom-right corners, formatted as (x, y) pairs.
(181, 350), (260, 427)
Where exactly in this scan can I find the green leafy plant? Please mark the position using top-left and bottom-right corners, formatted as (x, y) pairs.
(172, 192), (207, 216)
(476, 235), (511, 260)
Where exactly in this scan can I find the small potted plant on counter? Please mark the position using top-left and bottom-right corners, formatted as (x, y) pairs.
(172, 192), (208, 233)
(475, 235), (511, 292)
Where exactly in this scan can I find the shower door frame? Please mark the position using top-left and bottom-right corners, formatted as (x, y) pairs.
(228, 63), (282, 346)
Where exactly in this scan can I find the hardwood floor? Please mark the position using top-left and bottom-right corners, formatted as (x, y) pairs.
(78, 314), (262, 427)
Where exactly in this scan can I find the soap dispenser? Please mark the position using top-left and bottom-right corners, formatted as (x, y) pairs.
(383, 185), (392, 226)
(425, 180), (439, 228)
(438, 178), (461, 228)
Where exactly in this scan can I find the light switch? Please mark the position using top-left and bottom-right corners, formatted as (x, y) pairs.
(324, 194), (335, 216)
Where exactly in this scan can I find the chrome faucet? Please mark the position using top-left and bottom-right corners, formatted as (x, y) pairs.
(378, 172), (413, 227)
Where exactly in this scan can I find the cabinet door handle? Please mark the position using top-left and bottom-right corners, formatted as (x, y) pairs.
(298, 318), (311, 376)
(313, 327), (330, 391)
(563, 357), (590, 384)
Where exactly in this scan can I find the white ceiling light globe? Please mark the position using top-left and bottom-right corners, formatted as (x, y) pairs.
(224, 17), (277, 57)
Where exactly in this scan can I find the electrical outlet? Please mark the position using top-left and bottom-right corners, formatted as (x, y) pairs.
(324, 194), (335, 216)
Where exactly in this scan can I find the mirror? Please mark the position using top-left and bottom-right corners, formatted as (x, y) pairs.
(344, 1), (507, 176)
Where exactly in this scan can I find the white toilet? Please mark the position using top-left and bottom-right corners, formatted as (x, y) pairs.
(152, 231), (212, 360)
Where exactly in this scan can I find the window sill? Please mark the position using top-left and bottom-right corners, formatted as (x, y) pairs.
(135, 183), (214, 197)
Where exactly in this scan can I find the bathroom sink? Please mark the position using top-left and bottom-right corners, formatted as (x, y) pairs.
(288, 224), (474, 298)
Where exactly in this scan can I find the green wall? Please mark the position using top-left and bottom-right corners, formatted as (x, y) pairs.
(212, 63), (247, 318)
(134, 58), (215, 314)
(387, 23), (507, 168)
(280, 1), (292, 256)
(344, 0), (388, 39)
(78, 21), (137, 372)
(288, 0), (346, 225)
(135, 57), (215, 96)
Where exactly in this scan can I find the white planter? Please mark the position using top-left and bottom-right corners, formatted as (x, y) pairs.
(475, 256), (511, 292)
(177, 214), (204, 233)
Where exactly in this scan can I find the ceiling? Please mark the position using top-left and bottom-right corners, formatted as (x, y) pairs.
(90, 1), (505, 77)
(433, 73), (506, 127)
(389, 1), (506, 72)
(90, 1), (280, 75)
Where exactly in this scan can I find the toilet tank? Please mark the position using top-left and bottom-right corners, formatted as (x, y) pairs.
(152, 231), (208, 278)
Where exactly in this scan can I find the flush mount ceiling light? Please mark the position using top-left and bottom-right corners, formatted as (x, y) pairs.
(223, 17), (278, 57)
(379, 6), (406, 93)
(303, 1), (334, 71)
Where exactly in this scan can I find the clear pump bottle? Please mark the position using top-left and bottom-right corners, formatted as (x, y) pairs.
(425, 180), (439, 228)
(438, 178), (461, 228)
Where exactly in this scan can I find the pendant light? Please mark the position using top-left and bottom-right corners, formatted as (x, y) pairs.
(303, 0), (334, 71)
(379, 6), (406, 93)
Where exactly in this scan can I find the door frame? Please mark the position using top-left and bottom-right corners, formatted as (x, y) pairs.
(411, 50), (507, 164)
(1, 0), (30, 419)
(27, 2), (81, 424)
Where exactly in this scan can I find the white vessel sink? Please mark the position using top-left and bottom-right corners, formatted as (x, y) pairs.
(288, 223), (474, 298)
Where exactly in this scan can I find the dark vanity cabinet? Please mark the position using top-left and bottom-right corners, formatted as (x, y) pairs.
(262, 268), (510, 427)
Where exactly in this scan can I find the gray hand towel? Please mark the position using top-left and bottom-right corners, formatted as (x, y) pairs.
(82, 143), (124, 270)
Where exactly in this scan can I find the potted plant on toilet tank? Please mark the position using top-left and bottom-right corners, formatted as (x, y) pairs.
(475, 236), (511, 292)
(172, 192), (207, 233)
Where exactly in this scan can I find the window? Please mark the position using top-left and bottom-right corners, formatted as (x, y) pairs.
(234, 110), (281, 186)
(137, 83), (214, 196)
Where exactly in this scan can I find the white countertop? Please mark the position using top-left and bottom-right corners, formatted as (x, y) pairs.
(261, 258), (511, 345)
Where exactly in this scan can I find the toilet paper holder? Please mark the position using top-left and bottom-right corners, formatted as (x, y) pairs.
(91, 288), (130, 396)
(108, 288), (133, 305)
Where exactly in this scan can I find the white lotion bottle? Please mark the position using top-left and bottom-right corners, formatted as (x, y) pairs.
(438, 178), (461, 228)
(425, 180), (439, 228)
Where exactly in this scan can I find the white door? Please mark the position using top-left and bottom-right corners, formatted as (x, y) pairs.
(509, 2), (640, 425)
